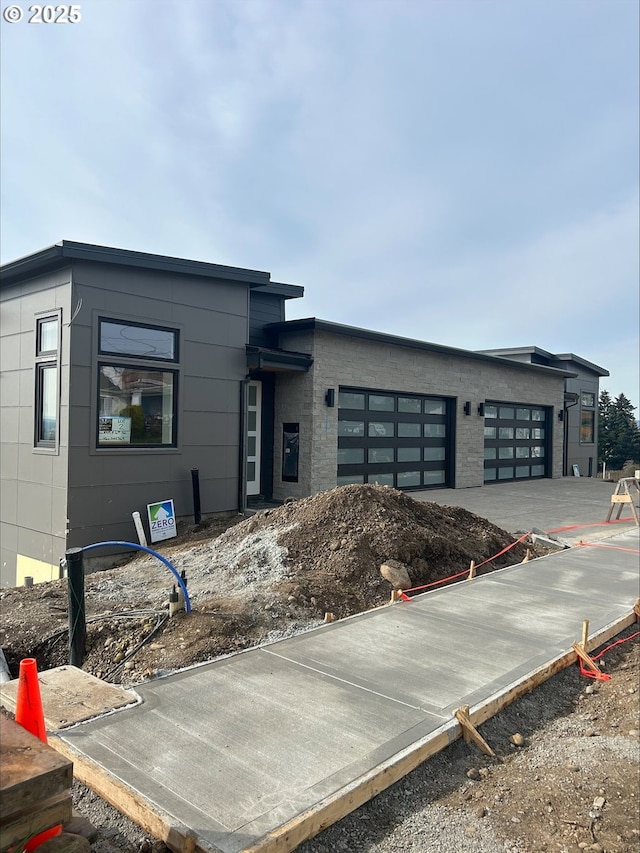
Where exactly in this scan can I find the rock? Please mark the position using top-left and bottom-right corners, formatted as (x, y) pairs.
(510, 732), (525, 746)
(36, 832), (91, 853)
(64, 814), (99, 842)
(478, 767), (490, 778)
(475, 805), (487, 818)
(588, 844), (604, 853)
(629, 729), (640, 738)
(583, 729), (596, 737)
(466, 767), (480, 780)
(380, 560), (412, 590)
(585, 685), (595, 695)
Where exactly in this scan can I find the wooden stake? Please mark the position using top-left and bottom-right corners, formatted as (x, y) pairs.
(634, 598), (640, 621)
(453, 705), (495, 757)
(522, 548), (532, 564)
(468, 560), (476, 580)
(323, 612), (335, 624)
(183, 831), (198, 853)
(572, 641), (600, 676)
(581, 619), (589, 651)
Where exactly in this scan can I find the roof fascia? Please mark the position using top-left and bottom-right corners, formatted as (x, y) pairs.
(269, 318), (577, 379)
(1, 240), (271, 288)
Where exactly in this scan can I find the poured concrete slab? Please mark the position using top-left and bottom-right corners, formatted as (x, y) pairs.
(52, 529), (639, 853)
(0, 666), (139, 730)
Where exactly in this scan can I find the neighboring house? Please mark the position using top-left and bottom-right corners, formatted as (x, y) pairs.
(0, 242), (606, 587)
(479, 347), (608, 478)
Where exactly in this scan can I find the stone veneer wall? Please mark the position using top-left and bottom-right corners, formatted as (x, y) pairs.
(272, 329), (566, 501)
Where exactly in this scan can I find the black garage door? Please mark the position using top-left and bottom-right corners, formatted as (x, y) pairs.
(483, 402), (550, 483)
(337, 387), (452, 490)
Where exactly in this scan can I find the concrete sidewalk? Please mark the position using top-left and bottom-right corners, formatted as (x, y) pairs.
(414, 477), (639, 544)
(50, 523), (640, 853)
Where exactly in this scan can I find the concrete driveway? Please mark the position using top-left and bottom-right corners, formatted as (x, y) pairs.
(414, 477), (639, 544)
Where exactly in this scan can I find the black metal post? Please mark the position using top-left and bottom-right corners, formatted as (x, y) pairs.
(67, 547), (86, 667)
(191, 468), (202, 525)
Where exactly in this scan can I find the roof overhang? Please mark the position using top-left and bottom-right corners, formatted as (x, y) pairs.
(270, 319), (577, 379)
(1, 241), (275, 288)
(246, 345), (312, 373)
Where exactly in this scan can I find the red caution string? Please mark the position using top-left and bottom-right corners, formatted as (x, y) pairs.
(576, 542), (640, 554)
(579, 631), (640, 680)
(399, 532), (531, 600)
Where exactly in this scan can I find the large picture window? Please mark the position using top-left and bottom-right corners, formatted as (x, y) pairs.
(34, 313), (60, 448)
(97, 319), (178, 448)
(98, 365), (176, 446)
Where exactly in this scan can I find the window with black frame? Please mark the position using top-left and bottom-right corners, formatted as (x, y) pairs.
(97, 319), (178, 447)
(34, 313), (60, 448)
(580, 391), (595, 444)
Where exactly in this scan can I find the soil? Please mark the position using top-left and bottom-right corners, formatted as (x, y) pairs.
(1, 484), (638, 853)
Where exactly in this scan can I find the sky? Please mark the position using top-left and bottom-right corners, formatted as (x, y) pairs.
(1, 0), (638, 402)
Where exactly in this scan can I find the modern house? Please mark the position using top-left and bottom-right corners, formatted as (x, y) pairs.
(0, 242), (607, 586)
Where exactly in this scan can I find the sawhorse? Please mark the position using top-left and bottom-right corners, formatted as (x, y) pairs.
(605, 477), (639, 526)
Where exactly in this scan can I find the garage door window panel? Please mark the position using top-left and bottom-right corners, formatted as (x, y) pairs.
(339, 391), (366, 410)
(398, 397), (422, 413)
(369, 422), (394, 437)
(369, 394), (395, 412)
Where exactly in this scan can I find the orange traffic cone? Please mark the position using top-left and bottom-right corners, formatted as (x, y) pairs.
(15, 658), (62, 850)
(15, 658), (47, 742)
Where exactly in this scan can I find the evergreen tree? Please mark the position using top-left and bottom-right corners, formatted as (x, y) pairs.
(598, 390), (614, 468)
(599, 391), (640, 469)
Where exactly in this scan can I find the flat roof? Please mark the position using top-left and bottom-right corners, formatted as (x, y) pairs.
(479, 346), (609, 377)
(0, 240), (281, 288)
(269, 319), (577, 379)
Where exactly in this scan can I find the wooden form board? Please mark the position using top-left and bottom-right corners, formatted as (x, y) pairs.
(49, 609), (638, 853)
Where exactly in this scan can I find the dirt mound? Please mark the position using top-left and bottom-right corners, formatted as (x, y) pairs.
(227, 484), (532, 617)
(0, 485), (538, 683)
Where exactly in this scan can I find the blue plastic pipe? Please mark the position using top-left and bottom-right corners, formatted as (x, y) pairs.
(81, 541), (191, 614)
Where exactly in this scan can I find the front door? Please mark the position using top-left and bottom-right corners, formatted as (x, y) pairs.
(246, 380), (262, 496)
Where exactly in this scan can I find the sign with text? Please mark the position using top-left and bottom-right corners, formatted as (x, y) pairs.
(147, 499), (177, 543)
(99, 416), (131, 443)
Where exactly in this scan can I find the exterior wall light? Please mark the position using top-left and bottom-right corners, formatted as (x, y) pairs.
(325, 388), (335, 407)
(463, 401), (471, 416)
(477, 402), (485, 416)
(558, 409), (564, 421)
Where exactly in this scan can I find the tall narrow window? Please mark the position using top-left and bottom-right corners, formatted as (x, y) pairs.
(34, 314), (60, 448)
(580, 391), (596, 444)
